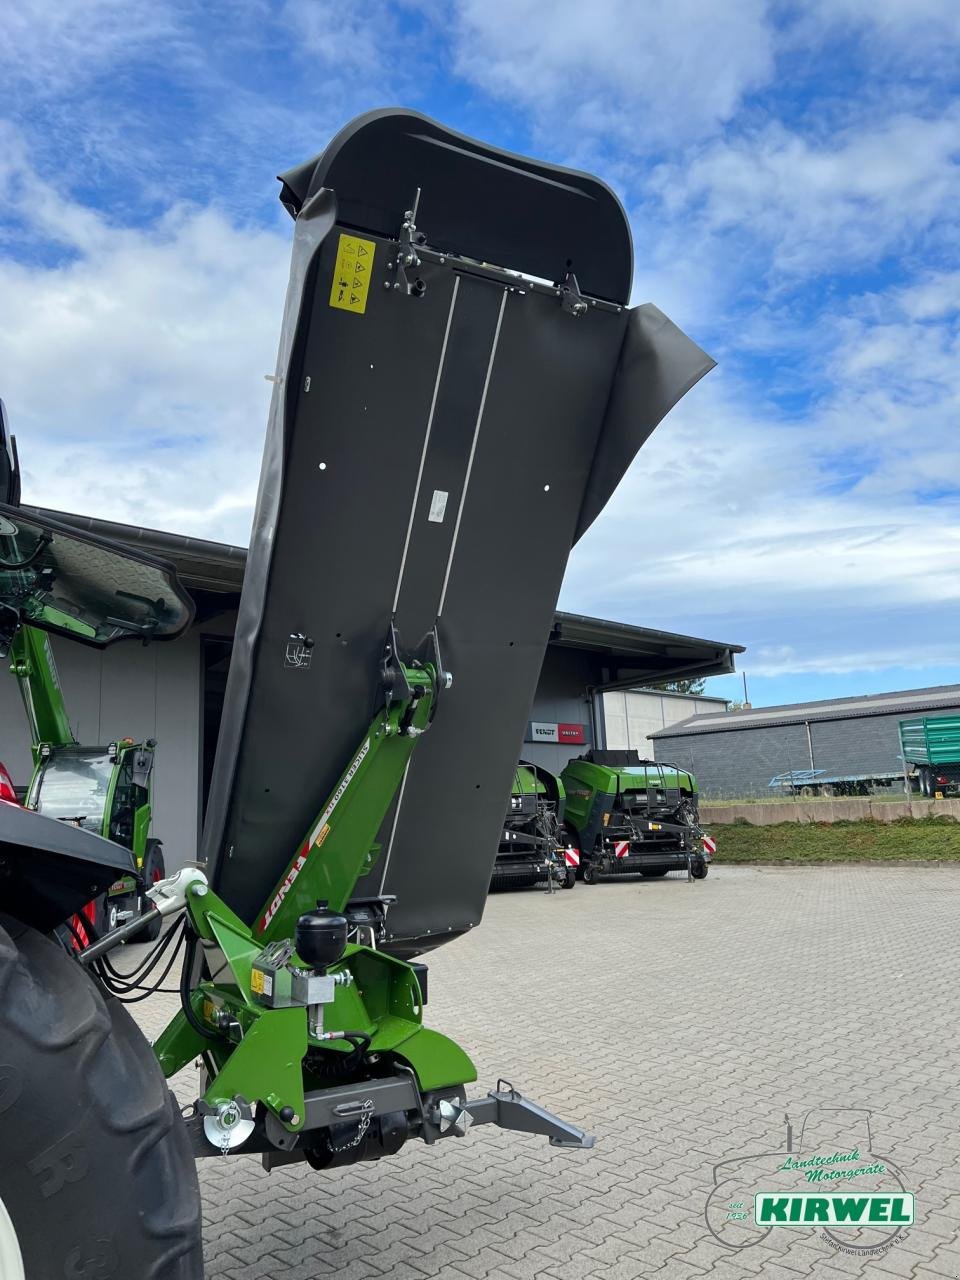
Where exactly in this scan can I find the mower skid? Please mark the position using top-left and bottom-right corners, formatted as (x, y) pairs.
(462, 1082), (595, 1149)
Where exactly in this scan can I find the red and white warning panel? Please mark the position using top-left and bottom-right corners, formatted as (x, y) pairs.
(702, 834), (717, 858)
(563, 846), (580, 868)
(614, 840), (630, 859)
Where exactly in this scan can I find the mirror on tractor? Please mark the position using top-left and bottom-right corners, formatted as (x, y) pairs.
(0, 400), (20, 507)
(0, 503), (194, 649)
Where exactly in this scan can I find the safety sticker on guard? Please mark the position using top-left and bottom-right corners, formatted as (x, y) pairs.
(329, 234), (376, 314)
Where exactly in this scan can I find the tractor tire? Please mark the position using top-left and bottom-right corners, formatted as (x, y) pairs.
(137, 840), (166, 942)
(690, 855), (709, 879)
(0, 916), (203, 1280)
(583, 862), (599, 884)
(560, 867), (576, 889)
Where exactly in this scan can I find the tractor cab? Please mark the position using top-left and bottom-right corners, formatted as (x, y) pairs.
(29, 739), (152, 846)
(27, 739), (165, 932)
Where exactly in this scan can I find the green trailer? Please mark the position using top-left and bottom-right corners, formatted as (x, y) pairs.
(561, 749), (709, 882)
(0, 109), (714, 1277)
(899, 715), (960, 797)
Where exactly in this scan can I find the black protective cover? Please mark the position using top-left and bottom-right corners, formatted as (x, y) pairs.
(0, 802), (135, 930)
(203, 110), (714, 954)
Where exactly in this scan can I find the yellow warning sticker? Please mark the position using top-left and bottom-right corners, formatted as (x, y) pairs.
(315, 823), (331, 848)
(250, 968), (265, 996)
(329, 233), (375, 314)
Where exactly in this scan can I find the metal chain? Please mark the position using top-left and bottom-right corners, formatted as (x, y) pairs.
(327, 1101), (374, 1153)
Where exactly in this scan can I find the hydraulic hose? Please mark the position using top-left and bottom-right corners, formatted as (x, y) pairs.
(180, 926), (220, 1041)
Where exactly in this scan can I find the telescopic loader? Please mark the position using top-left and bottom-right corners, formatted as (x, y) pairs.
(0, 109), (713, 1278)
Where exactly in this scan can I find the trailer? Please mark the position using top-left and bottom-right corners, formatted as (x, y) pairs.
(768, 769), (909, 798)
(899, 715), (960, 797)
(0, 108), (713, 1277)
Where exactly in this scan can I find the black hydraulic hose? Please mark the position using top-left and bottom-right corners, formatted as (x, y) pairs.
(180, 926), (220, 1042)
(98, 929), (186, 1001)
(101, 914), (184, 986)
(341, 1032), (372, 1058)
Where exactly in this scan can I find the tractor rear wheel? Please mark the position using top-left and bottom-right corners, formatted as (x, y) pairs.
(0, 916), (203, 1279)
(137, 839), (166, 942)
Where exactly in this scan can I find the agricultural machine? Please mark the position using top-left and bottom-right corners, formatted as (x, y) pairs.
(561, 749), (710, 882)
(7, 619), (166, 939)
(0, 109), (713, 1277)
(491, 762), (575, 891)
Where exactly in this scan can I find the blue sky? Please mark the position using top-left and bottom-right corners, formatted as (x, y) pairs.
(1, 0), (958, 707)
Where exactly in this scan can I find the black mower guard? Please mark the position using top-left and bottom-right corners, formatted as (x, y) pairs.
(0, 802), (136, 931)
(200, 108), (715, 955)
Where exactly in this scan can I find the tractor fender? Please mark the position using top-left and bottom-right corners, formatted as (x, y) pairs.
(0, 801), (135, 931)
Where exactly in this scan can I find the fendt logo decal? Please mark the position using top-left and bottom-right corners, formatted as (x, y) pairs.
(258, 738), (371, 932)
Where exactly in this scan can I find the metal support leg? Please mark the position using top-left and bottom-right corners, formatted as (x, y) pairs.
(461, 1081), (595, 1148)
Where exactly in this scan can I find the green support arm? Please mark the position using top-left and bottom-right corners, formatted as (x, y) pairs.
(257, 657), (437, 941)
(8, 625), (76, 759)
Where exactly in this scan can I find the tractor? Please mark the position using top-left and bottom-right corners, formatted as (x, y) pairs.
(561, 749), (711, 882)
(0, 108), (713, 1277)
(9, 623), (165, 939)
(492, 762), (575, 891)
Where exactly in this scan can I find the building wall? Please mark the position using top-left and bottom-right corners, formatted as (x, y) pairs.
(0, 631), (202, 873)
(602, 689), (726, 754)
(0, 625), (626, 870)
(652, 703), (960, 798)
(521, 646), (597, 775)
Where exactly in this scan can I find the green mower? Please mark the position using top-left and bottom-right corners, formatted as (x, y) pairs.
(0, 109), (713, 1278)
(562, 749), (710, 882)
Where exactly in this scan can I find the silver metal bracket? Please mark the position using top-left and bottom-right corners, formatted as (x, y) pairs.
(388, 189), (428, 298)
(559, 271), (588, 318)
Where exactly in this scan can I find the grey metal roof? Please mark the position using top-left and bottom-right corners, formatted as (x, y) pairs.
(652, 684), (960, 739)
(27, 507), (743, 687)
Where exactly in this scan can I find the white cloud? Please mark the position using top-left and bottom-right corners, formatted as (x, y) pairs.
(0, 136), (288, 544)
(2, 0), (182, 95)
(649, 107), (960, 278)
(446, 0), (776, 149)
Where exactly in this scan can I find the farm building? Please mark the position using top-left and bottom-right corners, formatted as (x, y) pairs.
(650, 684), (960, 799)
(0, 507), (742, 870)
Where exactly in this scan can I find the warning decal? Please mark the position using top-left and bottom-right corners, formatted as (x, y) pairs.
(329, 233), (376, 314)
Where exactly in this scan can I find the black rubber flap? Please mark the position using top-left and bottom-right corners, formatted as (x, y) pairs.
(279, 108), (633, 305)
(203, 112), (714, 951)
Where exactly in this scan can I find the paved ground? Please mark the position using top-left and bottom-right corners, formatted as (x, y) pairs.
(133, 866), (960, 1279)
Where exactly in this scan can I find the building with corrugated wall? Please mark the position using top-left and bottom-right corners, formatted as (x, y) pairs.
(0, 508), (742, 869)
(650, 685), (960, 799)
(602, 688), (728, 752)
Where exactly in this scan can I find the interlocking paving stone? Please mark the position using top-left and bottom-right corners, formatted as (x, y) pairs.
(126, 865), (960, 1277)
